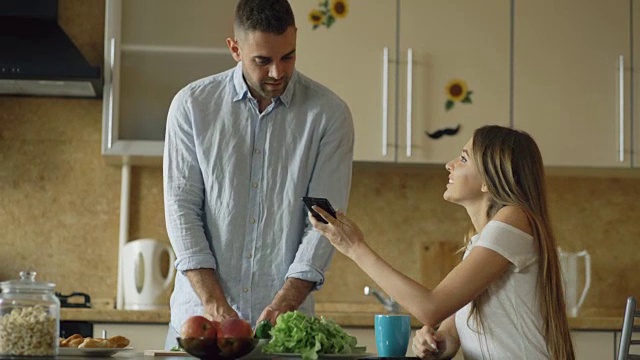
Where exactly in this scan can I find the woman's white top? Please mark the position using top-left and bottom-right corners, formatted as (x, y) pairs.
(455, 220), (550, 359)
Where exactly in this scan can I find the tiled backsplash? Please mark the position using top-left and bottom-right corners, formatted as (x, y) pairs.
(1, 0), (639, 313)
(2, 97), (640, 311)
(315, 164), (640, 311)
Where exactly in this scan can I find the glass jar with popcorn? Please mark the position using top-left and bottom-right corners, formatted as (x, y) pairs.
(0, 271), (60, 357)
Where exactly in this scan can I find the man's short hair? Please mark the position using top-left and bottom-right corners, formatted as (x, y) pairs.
(234, 0), (295, 36)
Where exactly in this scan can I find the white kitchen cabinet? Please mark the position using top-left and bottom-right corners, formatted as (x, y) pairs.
(288, 1), (396, 163)
(395, 0), (511, 164)
(289, 0), (510, 163)
(513, 0), (632, 168)
(572, 330), (616, 360)
(93, 323), (168, 351)
(102, 0), (237, 161)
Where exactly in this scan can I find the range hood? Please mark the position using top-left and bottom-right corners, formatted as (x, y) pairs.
(0, 0), (102, 98)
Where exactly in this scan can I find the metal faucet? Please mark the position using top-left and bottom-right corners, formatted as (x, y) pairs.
(364, 286), (401, 314)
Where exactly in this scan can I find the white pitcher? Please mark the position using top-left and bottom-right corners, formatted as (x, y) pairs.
(558, 248), (591, 317)
(122, 239), (176, 310)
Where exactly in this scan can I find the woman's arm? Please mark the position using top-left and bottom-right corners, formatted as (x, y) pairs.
(309, 206), (529, 327)
(349, 235), (510, 326)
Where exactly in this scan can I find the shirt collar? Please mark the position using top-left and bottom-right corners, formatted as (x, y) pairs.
(232, 62), (248, 102)
(231, 61), (297, 108)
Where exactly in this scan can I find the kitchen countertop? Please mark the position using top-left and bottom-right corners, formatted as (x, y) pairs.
(61, 303), (630, 331)
(56, 352), (206, 360)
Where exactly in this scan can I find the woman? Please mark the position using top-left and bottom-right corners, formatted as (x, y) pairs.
(309, 125), (574, 359)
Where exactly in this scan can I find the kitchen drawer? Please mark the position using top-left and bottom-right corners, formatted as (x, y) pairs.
(572, 330), (616, 360)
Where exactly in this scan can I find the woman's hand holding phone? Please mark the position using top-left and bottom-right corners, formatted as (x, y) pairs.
(301, 197), (336, 224)
(305, 201), (366, 260)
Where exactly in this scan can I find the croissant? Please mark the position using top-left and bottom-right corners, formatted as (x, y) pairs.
(59, 334), (130, 348)
(78, 337), (115, 348)
(60, 334), (83, 347)
(107, 335), (130, 348)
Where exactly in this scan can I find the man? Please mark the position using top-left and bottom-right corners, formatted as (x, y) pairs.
(163, 0), (354, 349)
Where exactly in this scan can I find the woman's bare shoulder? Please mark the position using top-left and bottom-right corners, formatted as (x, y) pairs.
(492, 205), (532, 235)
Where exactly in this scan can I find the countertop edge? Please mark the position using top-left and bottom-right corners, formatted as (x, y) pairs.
(61, 306), (627, 331)
(61, 308), (170, 324)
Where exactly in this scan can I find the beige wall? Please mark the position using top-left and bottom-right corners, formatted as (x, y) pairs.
(1, 0), (639, 313)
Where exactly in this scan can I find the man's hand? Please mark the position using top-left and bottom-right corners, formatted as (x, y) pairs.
(204, 302), (239, 323)
(256, 278), (315, 327)
(255, 305), (282, 327)
(185, 269), (238, 322)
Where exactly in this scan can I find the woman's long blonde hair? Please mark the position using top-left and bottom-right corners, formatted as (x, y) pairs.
(467, 125), (574, 360)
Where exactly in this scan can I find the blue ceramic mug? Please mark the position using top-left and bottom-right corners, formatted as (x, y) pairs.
(374, 314), (411, 357)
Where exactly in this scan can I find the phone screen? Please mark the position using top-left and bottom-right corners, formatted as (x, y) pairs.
(302, 197), (336, 224)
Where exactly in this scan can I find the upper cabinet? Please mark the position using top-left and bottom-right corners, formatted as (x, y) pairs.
(100, 0), (639, 168)
(288, 1), (396, 162)
(289, 0), (511, 163)
(513, 0), (632, 167)
(102, 0), (237, 161)
(396, 0), (511, 163)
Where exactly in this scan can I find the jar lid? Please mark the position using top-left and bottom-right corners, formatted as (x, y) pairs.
(0, 271), (56, 292)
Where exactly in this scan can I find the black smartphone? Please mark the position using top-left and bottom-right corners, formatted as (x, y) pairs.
(302, 196), (337, 224)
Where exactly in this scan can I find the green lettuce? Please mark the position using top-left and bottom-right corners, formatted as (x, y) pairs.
(263, 311), (358, 360)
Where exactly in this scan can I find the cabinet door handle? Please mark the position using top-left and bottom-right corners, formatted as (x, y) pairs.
(618, 54), (625, 162)
(107, 37), (116, 150)
(406, 48), (413, 157)
(382, 47), (389, 156)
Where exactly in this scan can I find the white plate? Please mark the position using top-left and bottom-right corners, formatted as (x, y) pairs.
(58, 347), (134, 357)
(268, 352), (373, 359)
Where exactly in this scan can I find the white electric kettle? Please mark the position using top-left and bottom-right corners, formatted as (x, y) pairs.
(122, 238), (176, 310)
(558, 248), (591, 317)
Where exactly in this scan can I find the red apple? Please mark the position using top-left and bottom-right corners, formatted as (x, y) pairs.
(209, 320), (221, 333)
(180, 315), (218, 339)
(218, 318), (253, 338)
(216, 318), (254, 355)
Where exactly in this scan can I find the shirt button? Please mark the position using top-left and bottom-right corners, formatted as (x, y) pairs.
(254, 149), (261, 154)
(252, 182), (258, 188)
(243, 288), (249, 293)
(246, 253), (252, 259)
(250, 218), (256, 224)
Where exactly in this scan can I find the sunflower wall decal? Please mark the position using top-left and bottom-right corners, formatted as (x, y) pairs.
(444, 79), (473, 111)
(308, 0), (348, 30)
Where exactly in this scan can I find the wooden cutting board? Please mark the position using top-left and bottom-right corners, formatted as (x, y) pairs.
(144, 349), (188, 356)
(420, 241), (461, 289)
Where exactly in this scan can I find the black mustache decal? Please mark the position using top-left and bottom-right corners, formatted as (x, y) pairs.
(426, 124), (461, 139)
